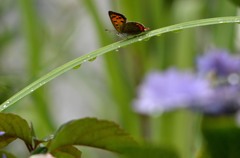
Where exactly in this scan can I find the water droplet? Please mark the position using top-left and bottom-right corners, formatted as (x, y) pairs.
(235, 18), (240, 24)
(218, 19), (224, 23)
(157, 34), (162, 37)
(30, 89), (34, 92)
(115, 49), (119, 52)
(73, 64), (81, 69)
(88, 57), (97, 62)
(165, 28), (170, 32)
(39, 82), (46, 86)
(138, 38), (143, 41)
(3, 104), (8, 109)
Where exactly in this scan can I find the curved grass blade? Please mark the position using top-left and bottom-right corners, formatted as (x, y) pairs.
(1, 16), (240, 111)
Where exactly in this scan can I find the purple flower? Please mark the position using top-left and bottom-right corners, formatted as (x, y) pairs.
(1, 154), (6, 158)
(0, 131), (5, 136)
(197, 49), (240, 77)
(195, 49), (240, 115)
(134, 69), (212, 114)
(194, 85), (240, 115)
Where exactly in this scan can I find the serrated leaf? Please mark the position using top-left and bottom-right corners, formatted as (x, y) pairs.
(51, 146), (81, 158)
(0, 113), (32, 148)
(0, 150), (16, 158)
(48, 118), (138, 154)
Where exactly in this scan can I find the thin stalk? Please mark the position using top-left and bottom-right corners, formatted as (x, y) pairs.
(1, 16), (240, 111)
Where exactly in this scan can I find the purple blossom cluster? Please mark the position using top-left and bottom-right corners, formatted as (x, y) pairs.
(134, 69), (212, 114)
(134, 49), (240, 115)
(197, 50), (240, 77)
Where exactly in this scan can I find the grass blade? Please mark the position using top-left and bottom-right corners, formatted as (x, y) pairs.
(1, 16), (240, 111)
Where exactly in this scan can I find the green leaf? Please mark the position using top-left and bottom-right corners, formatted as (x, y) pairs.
(1, 16), (240, 111)
(31, 147), (48, 155)
(0, 151), (16, 158)
(48, 118), (138, 154)
(51, 146), (81, 158)
(0, 113), (32, 148)
(0, 136), (16, 149)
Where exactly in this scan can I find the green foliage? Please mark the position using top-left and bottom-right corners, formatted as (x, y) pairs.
(0, 113), (32, 148)
(48, 118), (138, 153)
(31, 147), (48, 155)
(1, 1), (240, 157)
(0, 113), (178, 157)
(51, 146), (82, 158)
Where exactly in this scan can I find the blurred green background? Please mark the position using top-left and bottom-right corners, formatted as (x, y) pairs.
(0, 0), (239, 157)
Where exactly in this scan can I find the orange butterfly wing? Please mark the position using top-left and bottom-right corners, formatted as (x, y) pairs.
(108, 11), (127, 33)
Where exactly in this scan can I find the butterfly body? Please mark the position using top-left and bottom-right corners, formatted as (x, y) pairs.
(108, 11), (149, 36)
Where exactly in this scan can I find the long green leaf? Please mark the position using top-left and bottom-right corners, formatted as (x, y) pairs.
(1, 16), (240, 111)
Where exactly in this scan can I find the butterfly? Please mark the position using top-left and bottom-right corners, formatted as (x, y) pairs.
(108, 11), (149, 36)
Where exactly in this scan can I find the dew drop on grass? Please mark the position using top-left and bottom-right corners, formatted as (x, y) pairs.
(218, 18), (224, 24)
(165, 28), (170, 32)
(88, 57), (97, 62)
(73, 64), (82, 69)
(2, 100), (10, 109)
(235, 18), (240, 24)
(2, 102), (9, 109)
